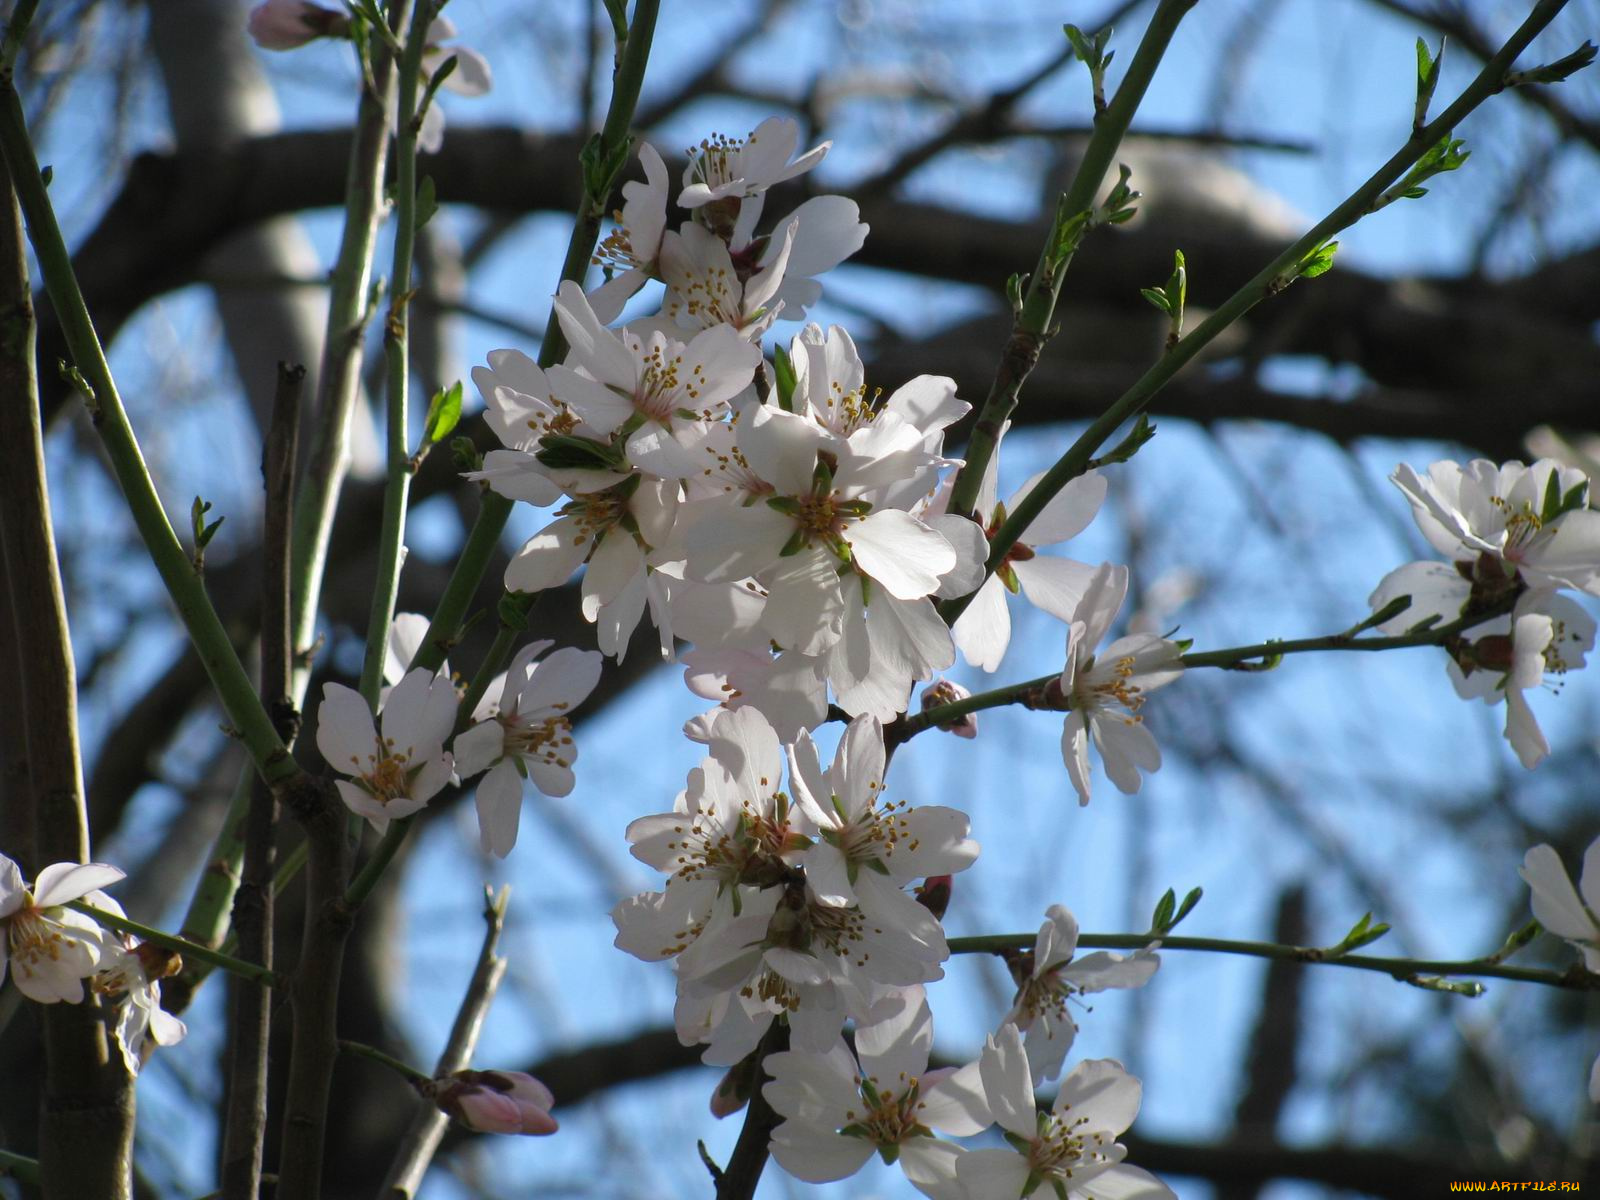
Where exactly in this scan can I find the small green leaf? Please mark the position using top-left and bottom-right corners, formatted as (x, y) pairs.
(415, 175), (439, 230)
(497, 590), (537, 631)
(1504, 40), (1597, 88)
(451, 436), (482, 473)
(1150, 888), (1176, 933)
(1541, 466), (1565, 525)
(1413, 37), (1444, 128)
(422, 380), (463, 446)
(1140, 287), (1171, 315)
(1172, 886), (1203, 928)
(1299, 240), (1339, 279)
(1005, 272), (1027, 315)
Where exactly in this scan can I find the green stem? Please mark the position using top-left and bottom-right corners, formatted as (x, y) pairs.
(456, 622), (522, 732)
(942, 0), (1197, 522)
(0, 0), (39, 76)
(67, 902), (280, 988)
(901, 601), (1510, 740)
(948, 931), (1598, 992)
(358, 1), (432, 707)
(338, 1038), (434, 1087)
(0, 1148), (39, 1183)
(941, 0), (1575, 626)
(0, 80), (295, 789)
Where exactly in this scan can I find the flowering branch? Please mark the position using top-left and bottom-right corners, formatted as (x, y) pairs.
(942, 0), (1198, 524)
(900, 598), (1513, 741)
(67, 902), (281, 989)
(944, 0), (1584, 627)
(379, 886), (510, 1197)
(949, 931), (1599, 995)
(338, 1039), (434, 1087)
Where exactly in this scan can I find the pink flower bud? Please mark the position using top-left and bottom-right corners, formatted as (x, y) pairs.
(709, 1054), (759, 1118)
(921, 679), (977, 739)
(432, 1069), (558, 1136)
(247, 0), (347, 51)
(914, 875), (953, 921)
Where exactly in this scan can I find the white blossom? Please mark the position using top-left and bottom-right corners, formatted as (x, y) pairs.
(0, 854), (122, 1004)
(316, 669), (457, 834)
(678, 117), (828, 211)
(1059, 565), (1184, 804)
(957, 1024), (1174, 1200)
(1520, 836), (1600, 973)
(453, 641), (603, 856)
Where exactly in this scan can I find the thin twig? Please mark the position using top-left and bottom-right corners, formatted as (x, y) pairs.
(220, 362), (302, 1200)
(380, 887), (511, 1198)
(948, 932), (1600, 993)
(714, 1021), (790, 1200)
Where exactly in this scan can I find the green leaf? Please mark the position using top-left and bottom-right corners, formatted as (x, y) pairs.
(1504, 40), (1597, 88)
(422, 380), (463, 446)
(535, 433), (624, 472)
(450, 435), (482, 473)
(1139, 286), (1171, 315)
(1540, 466), (1564, 525)
(1413, 37), (1444, 127)
(1172, 886), (1203, 928)
(1299, 240), (1339, 279)
(497, 589), (537, 631)
(1150, 888), (1176, 932)
(415, 174), (439, 230)
(1063, 23), (1095, 64)
(1006, 272), (1027, 314)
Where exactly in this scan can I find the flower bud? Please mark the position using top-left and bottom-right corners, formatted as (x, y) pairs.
(914, 875), (953, 921)
(709, 1052), (760, 1118)
(247, 0), (348, 51)
(432, 1069), (558, 1135)
(921, 679), (977, 739)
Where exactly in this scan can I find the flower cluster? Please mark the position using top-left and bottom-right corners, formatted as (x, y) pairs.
(1370, 459), (1600, 766)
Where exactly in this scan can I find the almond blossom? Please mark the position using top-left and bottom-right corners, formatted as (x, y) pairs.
(316, 668), (457, 834)
(953, 463), (1106, 673)
(1391, 458), (1600, 597)
(1001, 905), (1160, 1083)
(1059, 564), (1184, 805)
(416, 15), (493, 155)
(87, 892), (187, 1073)
(432, 1070), (558, 1135)
(956, 1024), (1174, 1200)
(764, 986), (987, 1198)
(786, 714), (978, 907)
(588, 143), (672, 323)
(453, 640), (603, 857)
(0, 853), (122, 1004)
(678, 117), (829, 212)
(246, 0), (346, 49)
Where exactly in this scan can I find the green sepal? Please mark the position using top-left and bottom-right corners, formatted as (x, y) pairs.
(536, 433), (625, 472)
(450, 436), (483, 473)
(773, 344), (798, 413)
(415, 173), (439, 229)
(766, 496), (804, 518)
(778, 526), (810, 558)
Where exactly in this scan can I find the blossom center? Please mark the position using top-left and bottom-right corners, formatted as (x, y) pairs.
(1028, 1109), (1114, 1179)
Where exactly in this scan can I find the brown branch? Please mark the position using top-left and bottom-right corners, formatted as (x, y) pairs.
(220, 362), (302, 1200)
(380, 887), (509, 1198)
(713, 1022), (789, 1200)
(0, 140), (134, 1200)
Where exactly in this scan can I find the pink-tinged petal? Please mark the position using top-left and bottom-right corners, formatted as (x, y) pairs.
(1063, 948), (1160, 993)
(474, 760), (524, 858)
(768, 1126), (874, 1184)
(30, 862), (126, 908)
(1037, 904), (1080, 970)
(1581, 836), (1600, 919)
(861, 593), (955, 680)
(1009, 468), (1107, 546)
(439, 44), (492, 96)
(918, 1059), (989, 1137)
(952, 575), (1012, 672)
(1016, 555), (1099, 624)
(761, 548), (845, 655)
(1082, 1163), (1178, 1200)
(834, 713), (885, 820)
(1090, 713), (1161, 794)
(1062, 716), (1093, 805)
(739, 404), (825, 497)
(684, 502), (794, 584)
(505, 516), (594, 593)
(766, 195), (868, 277)
(317, 682), (379, 771)
(1504, 687), (1550, 769)
(453, 719), (505, 778)
(855, 985), (932, 1086)
(802, 841), (856, 907)
(335, 780), (386, 833)
(979, 1024), (1035, 1138)
(552, 281), (636, 387)
(897, 1136), (966, 1199)
(382, 668), (456, 757)
(1521, 845), (1597, 942)
(546, 364), (636, 433)
(955, 1148), (1033, 1200)
(0, 854), (25, 916)
(1054, 1058), (1142, 1135)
